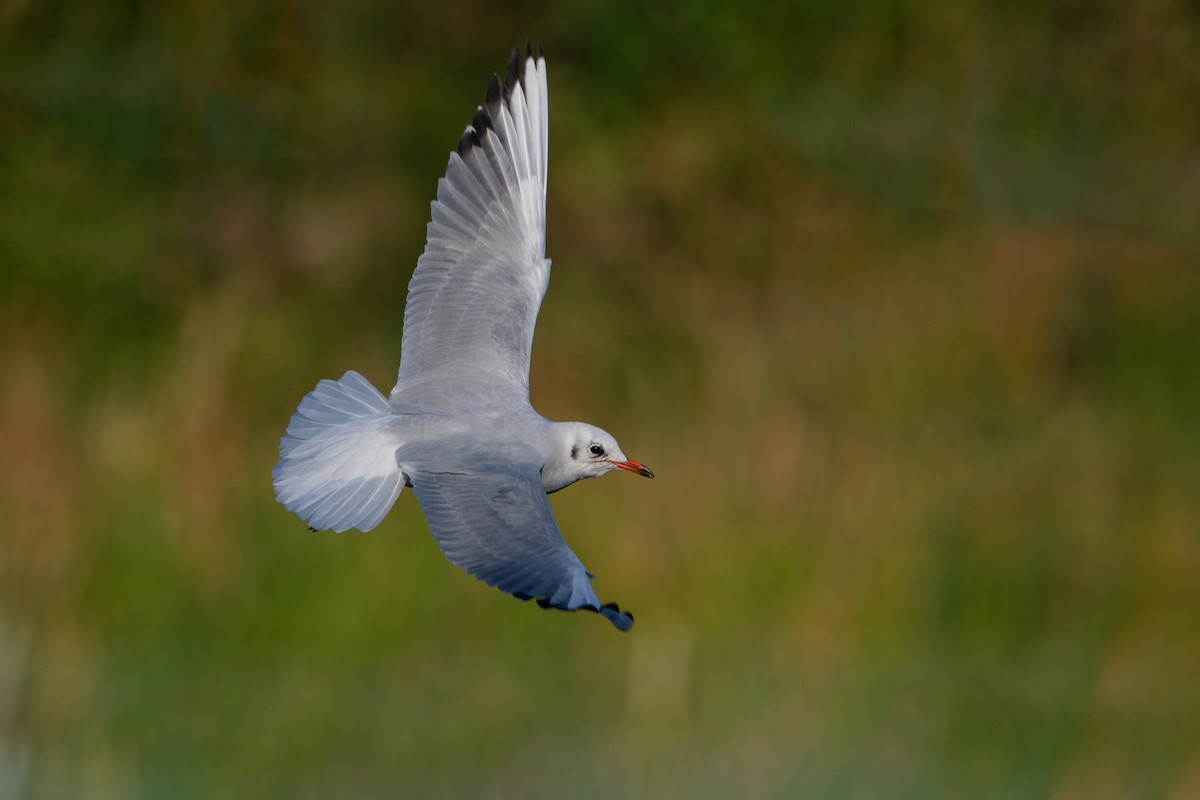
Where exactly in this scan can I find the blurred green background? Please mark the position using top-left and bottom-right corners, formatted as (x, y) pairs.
(3, 0), (1199, 797)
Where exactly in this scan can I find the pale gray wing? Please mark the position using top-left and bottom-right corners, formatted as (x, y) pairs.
(392, 45), (550, 412)
(402, 447), (633, 631)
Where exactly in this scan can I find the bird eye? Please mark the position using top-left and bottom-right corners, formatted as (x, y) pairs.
(589, 444), (605, 457)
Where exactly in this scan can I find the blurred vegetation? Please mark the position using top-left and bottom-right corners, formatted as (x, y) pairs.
(3, 0), (1199, 797)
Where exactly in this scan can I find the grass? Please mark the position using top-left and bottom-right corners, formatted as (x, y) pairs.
(3, 1), (1199, 797)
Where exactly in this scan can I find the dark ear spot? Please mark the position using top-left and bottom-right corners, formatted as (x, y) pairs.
(570, 445), (578, 460)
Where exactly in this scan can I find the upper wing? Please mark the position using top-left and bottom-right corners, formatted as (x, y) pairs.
(401, 444), (633, 631)
(392, 45), (551, 412)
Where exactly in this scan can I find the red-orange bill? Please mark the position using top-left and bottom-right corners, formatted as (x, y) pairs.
(614, 459), (654, 479)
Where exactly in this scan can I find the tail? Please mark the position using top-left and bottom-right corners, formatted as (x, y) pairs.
(273, 371), (405, 533)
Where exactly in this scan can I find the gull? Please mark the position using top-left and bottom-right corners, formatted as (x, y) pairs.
(272, 43), (653, 631)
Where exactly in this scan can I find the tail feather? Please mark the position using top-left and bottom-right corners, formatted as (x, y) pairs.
(273, 371), (405, 533)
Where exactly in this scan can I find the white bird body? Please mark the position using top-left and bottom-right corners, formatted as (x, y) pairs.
(273, 45), (651, 631)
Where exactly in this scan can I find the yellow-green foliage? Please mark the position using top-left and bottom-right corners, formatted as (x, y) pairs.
(3, 2), (1199, 797)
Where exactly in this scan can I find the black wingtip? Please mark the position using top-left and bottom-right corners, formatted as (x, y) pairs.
(486, 73), (502, 108)
(518, 594), (634, 631)
(462, 45), (542, 156)
(496, 43), (543, 105)
(456, 125), (481, 156)
(599, 602), (635, 632)
(472, 105), (493, 136)
(504, 48), (521, 99)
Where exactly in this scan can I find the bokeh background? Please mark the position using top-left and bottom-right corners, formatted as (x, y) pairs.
(3, 1), (1199, 797)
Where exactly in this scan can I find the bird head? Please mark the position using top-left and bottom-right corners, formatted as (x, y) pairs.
(544, 422), (654, 491)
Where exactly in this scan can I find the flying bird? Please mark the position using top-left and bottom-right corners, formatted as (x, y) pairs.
(273, 44), (652, 631)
